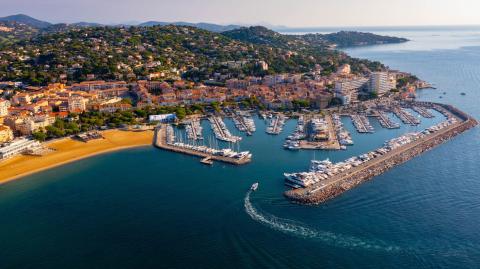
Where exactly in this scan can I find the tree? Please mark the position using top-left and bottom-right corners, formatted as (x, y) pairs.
(32, 131), (47, 141)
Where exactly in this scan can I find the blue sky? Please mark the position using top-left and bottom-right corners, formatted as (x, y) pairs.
(1, 0), (479, 27)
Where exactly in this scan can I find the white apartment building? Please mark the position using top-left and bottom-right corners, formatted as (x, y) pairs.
(68, 96), (88, 112)
(0, 137), (41, 160)
(369, 72), (391, 95)
(334, 77), (368, 105)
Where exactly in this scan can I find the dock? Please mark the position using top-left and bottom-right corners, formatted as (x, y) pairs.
(350, 114), (374, 133)
(392, 107), (421, 125)
(285, 103), (478, 205)
(375, 111), (400, 129)
(153, 125), (251, 165)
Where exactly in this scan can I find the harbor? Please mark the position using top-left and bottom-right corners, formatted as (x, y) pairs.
(392, 107), (421, 125)
(184, 118), (203, 140)
(350, 114), (375, 133)
(232, 112), (256, 135)
(284, 103), (478, 205)
(153, 124), (252, 165)
(209, 116), (242, 143)
(375, 111), (401, 129)
(266, 114), (286, 135)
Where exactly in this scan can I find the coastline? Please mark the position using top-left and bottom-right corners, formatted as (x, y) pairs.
(0, 129), (154, 185)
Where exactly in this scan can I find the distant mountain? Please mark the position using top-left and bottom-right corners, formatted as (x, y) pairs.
(0, 14), (51, 28)
(223, 26), (408, 48)
(138, 21), (241, 32)
(320, 31), (409, 47)
(70, 22), (104, 27)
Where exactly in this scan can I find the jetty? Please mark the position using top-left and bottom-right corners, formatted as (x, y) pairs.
(284, 103), (478, 205)
(376, 111), (400, 129)
(411, 106), (435, 118)
(392, 107), (421, 125)
(266, 114), (286, 135)
(153, 124), (251, 165)
(350, 114), (374, 133)
(209, 116), (242, 143)
(185, 119), (203, 140)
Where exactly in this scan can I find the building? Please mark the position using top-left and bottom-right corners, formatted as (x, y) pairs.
(369, 72), (391, 96)
(68, 96), (88, 112)
(334, 77), (368, 105)
(0, 137), (41, 160)
(149, 114), (177, 123)
(337, 64), (351, 75)
(0, 125), (13, 143)
(5, 115), (55, 136)
(0, 99), (10, 117)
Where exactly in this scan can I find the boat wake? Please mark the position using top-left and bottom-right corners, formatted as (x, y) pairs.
(244, 191), (400, 252)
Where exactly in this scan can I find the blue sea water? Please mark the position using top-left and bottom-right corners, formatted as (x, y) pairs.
(1, 28), (480, 268)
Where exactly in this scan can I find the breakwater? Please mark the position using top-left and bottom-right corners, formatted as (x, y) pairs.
(285, 104), (478, 205)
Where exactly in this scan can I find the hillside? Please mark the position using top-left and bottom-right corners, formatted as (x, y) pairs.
(0, 24), (387, 85)
(138, 21), (241, 32)
(223, 26), (408, 48)
(321, 31), (409, 47)
(0, 14), (51, 28)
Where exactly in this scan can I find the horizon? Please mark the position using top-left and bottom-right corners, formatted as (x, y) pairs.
(3, 13), (480, 31)
(1, 0), (480, 28)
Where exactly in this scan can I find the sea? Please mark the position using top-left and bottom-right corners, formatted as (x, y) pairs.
(1, 27), (480, 268)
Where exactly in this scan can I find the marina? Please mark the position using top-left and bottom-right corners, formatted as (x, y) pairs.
(209, 116), (242, 143)
(266, 114), (286, 135)
(392, 107), (421, 125)
(411, 106), (435, 118)
(375, 111), (401, 129)
(184, 118), (203, 140)
(350, 114), (375, 133)
(284, 102), (478, 205)
(232, 113), (256, 135)
(154, 124), (252, 165)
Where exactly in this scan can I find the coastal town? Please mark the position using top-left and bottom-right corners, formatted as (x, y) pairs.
(0, 20), (476, 206)
(0, 64), (423, 162)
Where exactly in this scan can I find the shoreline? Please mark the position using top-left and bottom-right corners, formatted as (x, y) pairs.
(0, 130), (154, 186)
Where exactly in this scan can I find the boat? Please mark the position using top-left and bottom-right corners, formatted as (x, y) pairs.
(461, 92), (466, 96)
(251, 182), (259, 191)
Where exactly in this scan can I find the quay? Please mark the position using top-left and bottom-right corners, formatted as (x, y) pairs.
(153, 125), (251, 165)
(284, 103), (478, 205)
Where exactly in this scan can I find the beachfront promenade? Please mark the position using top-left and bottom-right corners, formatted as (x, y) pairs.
(153, 125), (251, 165)
(285, 103), (478, 205)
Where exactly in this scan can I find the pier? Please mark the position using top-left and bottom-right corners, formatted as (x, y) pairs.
(350, 114), (374, 133)
(185, 119), (203, 140)
(285, 103), (478, 205)
(266, 114), (286, 135)
(392, 107), (421, 125)
(411, 106), (435, 118)
(209, 116), (242, 143)
(153, 125), (251, 165)
(232, 113), (256, 135)
(376, 111), (400, 129)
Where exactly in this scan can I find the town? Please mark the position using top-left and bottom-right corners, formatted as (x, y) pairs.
(0, 64), (426, 161)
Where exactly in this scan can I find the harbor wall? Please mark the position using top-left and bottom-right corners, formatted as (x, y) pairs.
(285, 108), (478, 205)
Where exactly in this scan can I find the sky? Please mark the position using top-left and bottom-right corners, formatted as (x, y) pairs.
(1, 0), (480, 27)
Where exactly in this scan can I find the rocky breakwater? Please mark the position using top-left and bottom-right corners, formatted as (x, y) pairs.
(285, 104), (478, 205)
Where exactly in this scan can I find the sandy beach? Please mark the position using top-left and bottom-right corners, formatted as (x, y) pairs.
(0, 129), (154, 185)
